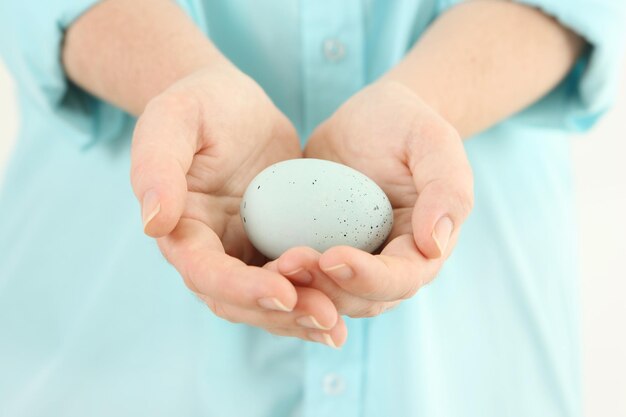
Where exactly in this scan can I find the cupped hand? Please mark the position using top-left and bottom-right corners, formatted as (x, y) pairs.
(272, 80), (474, 318)
(130, 64), (346, 347)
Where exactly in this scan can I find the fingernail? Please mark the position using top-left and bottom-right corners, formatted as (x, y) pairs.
(284, 267), (313, 284)
(322, 264), (353, 280)
(257, 297), (292, 312)
(142, 189), (161, 231)
(309, 332), (338, 349)
(297, 315), (331, 330)
(432, 216), (454, 257)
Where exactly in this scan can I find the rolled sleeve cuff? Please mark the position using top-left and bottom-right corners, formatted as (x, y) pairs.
(438, 0), (626, 132)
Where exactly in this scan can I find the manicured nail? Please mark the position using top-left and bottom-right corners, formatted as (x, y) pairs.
(297, 315), (331, 330)
(284, 267), (313, 284)
(432, 216), (454, 257)
(322, 264), (353, 280)
(257, 297), (292, 312)
(142, 189), (161, 231)
(309, 332), (338, 349)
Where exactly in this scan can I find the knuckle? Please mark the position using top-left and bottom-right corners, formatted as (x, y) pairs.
(345, 308), (363, 318)
(434, 176), (473, 222)
(397, 281), (420, 300)
(129, 159), (146, 189)
(181, 273), (199, 294)
(363, 305), (384, 318)
(452, 159), (475, 218)
(161, 245), (217, 296)
(350, 303), (389, 318)
(165, 246), (196, 280)
(160, 247), (201, 293)
(325, 290), (346, 311)
(155, 241), (175, 267)
(455, 183), (475, 218)
(357, 280), (383, 299)
(207, 299), (239, 324)
(264, 327), (285, 337)
(205, 297), (220, 316)
(385, 301), (402, 313)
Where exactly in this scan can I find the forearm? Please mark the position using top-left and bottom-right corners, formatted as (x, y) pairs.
(62, 0), (228, 116)
(385, 0), (585, 138)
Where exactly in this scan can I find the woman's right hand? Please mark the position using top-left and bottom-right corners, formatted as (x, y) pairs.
(130, 64), (346, 348)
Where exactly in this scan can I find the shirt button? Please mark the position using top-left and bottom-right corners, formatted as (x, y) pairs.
(322, 38), (346, 62)
(322, 373), (346, 395)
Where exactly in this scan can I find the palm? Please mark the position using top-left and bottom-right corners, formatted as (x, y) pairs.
(304, 85), (422, 256)
(311, 146), (415, 250)
(265, 81), (473, 320)
(132, 68), (347, 348)
(180, 123), (301, 265)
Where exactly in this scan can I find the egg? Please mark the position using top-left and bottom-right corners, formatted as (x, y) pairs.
(240, 158), (393, 260)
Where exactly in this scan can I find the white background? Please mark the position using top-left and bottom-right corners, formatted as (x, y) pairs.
(1, 60), (625, 416)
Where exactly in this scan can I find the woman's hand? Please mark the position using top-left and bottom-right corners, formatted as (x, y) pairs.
(270, 80), (474, 318)
(130, 65), (346, 347)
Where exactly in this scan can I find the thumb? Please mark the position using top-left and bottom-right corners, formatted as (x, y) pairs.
(409, 130), (474, 259)
(130, 95), (200, 237)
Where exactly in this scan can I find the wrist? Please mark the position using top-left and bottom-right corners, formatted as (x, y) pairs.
(372, 76), (458, 134)
(146, 59), (291, 149)
(129, 49), (238, 116)
(62, 0), (234, 116)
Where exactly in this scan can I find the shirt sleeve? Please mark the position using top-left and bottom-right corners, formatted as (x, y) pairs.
(0, 1), (117, 147)
(6, 1), (110, 104)
(437, 0), (626, 132)
(0, 0), (198, 148)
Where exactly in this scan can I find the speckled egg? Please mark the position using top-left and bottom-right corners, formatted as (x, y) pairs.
(240, 158), (393, 260)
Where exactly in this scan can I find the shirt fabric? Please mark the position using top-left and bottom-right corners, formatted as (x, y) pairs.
(0, 1), (624, 416)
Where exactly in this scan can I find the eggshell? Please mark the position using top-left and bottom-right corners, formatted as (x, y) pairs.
(240, 158), (393, 259)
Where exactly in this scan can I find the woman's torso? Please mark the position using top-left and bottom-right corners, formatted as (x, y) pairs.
(0, 1), (583, 416)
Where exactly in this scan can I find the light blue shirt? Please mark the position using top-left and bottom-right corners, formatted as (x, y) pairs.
(0, 1), (624, 416)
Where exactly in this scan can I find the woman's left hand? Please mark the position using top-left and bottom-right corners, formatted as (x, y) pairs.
(267, 80), (474, 318)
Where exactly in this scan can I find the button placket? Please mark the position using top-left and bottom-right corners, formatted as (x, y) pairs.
(300, 0), (366, 138)
(323, 372), (347, 396)
(322, 38), (346, 62)
(300, 2), (366, 413)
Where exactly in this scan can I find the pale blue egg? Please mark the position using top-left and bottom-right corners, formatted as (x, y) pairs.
(240, 159), (393, 259)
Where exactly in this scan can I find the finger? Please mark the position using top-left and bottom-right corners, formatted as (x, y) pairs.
(275, 246), (320, 285)
(159, 218), (298, 311)
(274, 246), (396, 317)
(274, 246), (352, 303)
(268, 315), (348, 348)
(318, 235), (441, 301)
(197, 286), (339, 331)
(407, 123), (474, 259)
(131, 93), (200, 237)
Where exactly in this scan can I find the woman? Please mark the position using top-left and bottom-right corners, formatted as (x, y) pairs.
(0, 0), (623, 416)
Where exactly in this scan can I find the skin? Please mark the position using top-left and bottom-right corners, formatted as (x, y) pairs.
(271, 0), (584, 321)
(63, 0), (583, 348)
